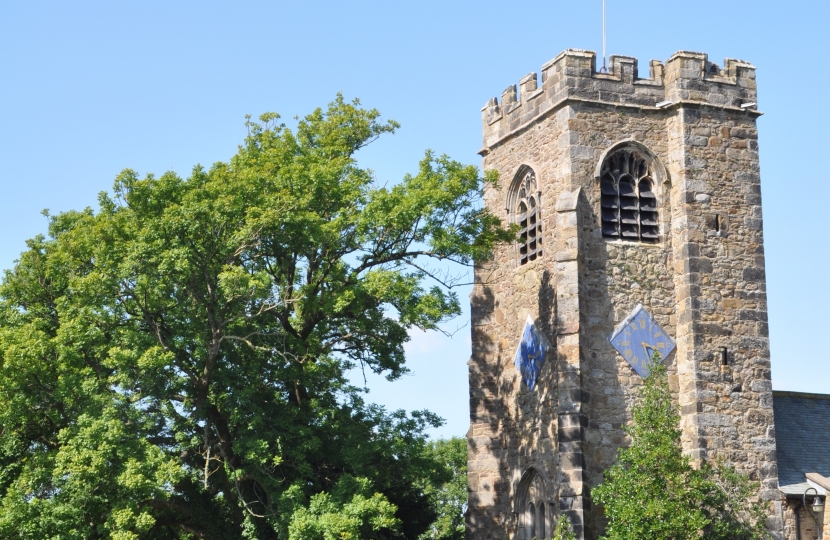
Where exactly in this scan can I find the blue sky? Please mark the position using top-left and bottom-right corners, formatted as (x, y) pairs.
(1, 1), (827, 439)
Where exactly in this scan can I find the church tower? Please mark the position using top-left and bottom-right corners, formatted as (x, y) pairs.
(467, 50), (783, 539)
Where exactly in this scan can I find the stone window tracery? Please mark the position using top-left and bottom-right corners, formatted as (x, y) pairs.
(600, 148), (659, 242)
(512, 168), (542, 264)
(516, 468), (549, 539)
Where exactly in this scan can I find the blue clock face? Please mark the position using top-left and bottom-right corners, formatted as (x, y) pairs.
(513, 315), (551, 391)
(610, 304), (675, 377)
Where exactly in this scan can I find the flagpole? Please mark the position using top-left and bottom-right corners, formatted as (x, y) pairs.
(602, 0), (607, 73)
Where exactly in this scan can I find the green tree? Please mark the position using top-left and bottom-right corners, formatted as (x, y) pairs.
(419, 437), (467, 540)
(0, 96), (512, 539)
(592, 361), (768, 540)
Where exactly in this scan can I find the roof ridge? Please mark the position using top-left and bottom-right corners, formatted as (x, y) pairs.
(773, 390), (830, 400)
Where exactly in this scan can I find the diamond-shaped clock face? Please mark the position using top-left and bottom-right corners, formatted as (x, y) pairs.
(513, 315), (552, 391)
(610, 304), (675, 378)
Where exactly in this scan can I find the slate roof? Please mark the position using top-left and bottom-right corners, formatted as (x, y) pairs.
(773, 391), (830, 490)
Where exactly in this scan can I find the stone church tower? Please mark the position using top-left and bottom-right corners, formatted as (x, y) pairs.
(467, 50), (783, 539)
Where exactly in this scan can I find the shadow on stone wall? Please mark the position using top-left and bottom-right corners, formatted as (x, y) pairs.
(468, 267), (561, 539)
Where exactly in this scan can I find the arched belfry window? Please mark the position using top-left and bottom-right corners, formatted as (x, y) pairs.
(515, 468), (550, 539)
(600, 148), (659, 242)
(511, 168), (542, 264)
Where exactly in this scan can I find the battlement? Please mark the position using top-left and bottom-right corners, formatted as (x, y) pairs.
(482, 49), (758, 149)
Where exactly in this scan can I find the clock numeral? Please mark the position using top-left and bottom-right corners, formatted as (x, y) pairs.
(657, 342), (666, 348)
(639, 318), (646, 329)
(624, 349), (633, 359)
(653, 331), (662, 339)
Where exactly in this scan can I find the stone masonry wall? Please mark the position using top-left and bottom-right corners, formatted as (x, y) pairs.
(469, 48), (783, 540)
(468, 107), (569, 538)
(667, 105), (778, 484)
(568, 106), (678, 535)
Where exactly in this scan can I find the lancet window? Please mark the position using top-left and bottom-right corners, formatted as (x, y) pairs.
(513, 168), (542, 264)
(600, 148), (659, 242)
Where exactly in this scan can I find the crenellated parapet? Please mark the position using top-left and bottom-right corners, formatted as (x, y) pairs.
(481, 49), (758, 150)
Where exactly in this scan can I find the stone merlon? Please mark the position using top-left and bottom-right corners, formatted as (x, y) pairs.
(481, 49), (758, 151)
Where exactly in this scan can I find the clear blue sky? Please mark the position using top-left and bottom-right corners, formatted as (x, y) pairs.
(1, 1), (826, 439)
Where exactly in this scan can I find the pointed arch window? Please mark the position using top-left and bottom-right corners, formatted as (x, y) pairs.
(513, 168), (542, 264)
(515, 468), (550, 539)
(600, 148), (659, 242)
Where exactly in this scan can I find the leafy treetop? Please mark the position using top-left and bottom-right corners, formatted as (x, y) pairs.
(0, 96), (512, 539)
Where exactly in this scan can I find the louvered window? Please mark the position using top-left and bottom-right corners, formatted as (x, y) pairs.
(515, 169), (542, 264)
(600, 149), (659, 242)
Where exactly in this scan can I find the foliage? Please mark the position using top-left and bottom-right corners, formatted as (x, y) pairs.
(282, 475), (400, 540)
(592, 360), (768, 540)
(419, 437), (467, 540)
(0, 96), (512, 538)
(552, 515), (577, 540)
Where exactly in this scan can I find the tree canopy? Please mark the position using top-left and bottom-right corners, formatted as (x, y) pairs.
(418, 437), (467, 540)
(0, 96), (510, 539)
